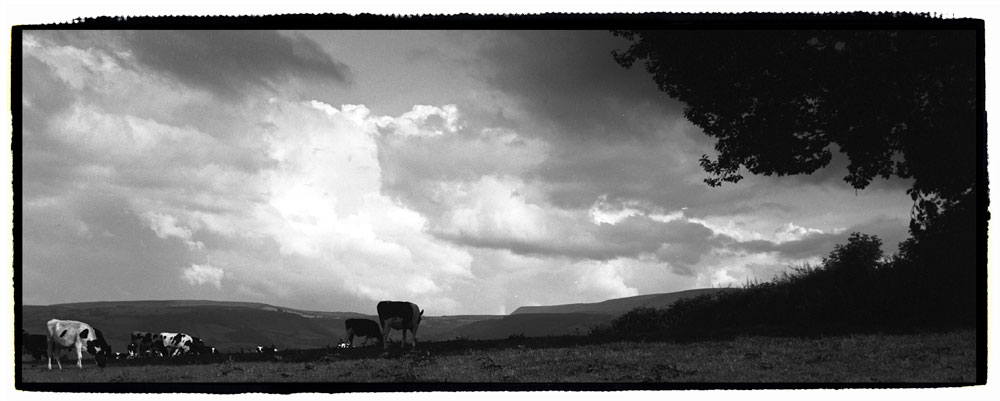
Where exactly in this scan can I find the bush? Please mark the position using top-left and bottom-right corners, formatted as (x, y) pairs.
(597, 231), (975, 340)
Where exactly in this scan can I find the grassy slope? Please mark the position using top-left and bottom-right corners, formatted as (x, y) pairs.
(510, 288), (734, 315)
(19, 330), (977, 383)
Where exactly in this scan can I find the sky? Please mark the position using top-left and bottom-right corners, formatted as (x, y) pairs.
(18, 29), (919, 316)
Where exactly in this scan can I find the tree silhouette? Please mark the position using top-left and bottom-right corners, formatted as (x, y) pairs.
(612, 30), (977, 219)
(613, 28), (981, 325)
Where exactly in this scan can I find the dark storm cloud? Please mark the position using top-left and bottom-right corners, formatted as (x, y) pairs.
(478, 30), (685, 143)
(433, 215), (722, 275)
(121, 30), (351, 98)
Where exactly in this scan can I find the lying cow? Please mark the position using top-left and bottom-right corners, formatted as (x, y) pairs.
(21, 329), (48, 361)
(256, 345), (277, 354)
(345, 318), (382, 347)
(129, 331), (155, 358)
(46, 319), (111, 369)
(152, 332), (199, 357)
(376, 301), (424, 350)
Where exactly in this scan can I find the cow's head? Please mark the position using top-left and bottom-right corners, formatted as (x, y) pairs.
(82, 328), (110, 368)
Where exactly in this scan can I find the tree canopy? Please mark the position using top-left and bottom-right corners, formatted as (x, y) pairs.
(612, 29), (979, 235)
(613, 28), (982, 323)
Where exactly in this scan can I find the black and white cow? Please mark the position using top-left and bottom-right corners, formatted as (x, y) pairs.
(129, 331), (155, 358)
(21, 329), (48, 361)
(256, 345), (277, 354)
(376, 301), (424, 350)
(345, 318), (383, 347)
(46, 319), (111, 369)
(152, 332), (199, 357)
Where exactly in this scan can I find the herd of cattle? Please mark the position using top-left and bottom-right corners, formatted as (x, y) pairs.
(21, 301), (425, 370)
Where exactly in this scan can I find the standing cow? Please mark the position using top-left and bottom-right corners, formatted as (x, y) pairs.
(46, 319), (111, 369)
(344, 318), (383, 347)
(376, 301), (424, 350)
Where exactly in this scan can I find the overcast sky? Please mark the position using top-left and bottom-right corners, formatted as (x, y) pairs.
(20, 30), (914, 315)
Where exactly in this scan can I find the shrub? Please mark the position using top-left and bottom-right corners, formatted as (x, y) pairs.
(598, 231), (974, 340)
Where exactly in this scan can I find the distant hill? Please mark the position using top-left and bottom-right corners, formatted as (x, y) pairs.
(510, 288), (736, 315)
(448, 313), (615, 340)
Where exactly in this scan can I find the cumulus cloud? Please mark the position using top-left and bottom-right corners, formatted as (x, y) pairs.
(182, 264), (225, 289)
(143, 212), (204, 250)
(373, 104), (462, 137)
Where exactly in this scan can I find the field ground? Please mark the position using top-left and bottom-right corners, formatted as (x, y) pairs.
(19, 330), (977, 385)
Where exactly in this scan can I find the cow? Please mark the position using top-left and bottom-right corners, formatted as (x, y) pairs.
(185, 336), (208, 355)
(256, 345), (277, 354)
(345, 318), (383, 347)
(21, 329), (48, 361)
(129, 331), (155, 358)
(152, 332), (199, 357)
(111, 352), (129, 360)
(46, 319), (111, 369)
(376, 301), (424, 350)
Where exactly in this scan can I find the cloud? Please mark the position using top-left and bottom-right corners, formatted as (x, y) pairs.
(476, 30), (685, 143)
(27, 30), (351, 101)
(374, 104), (462, 137)
(121, 30), (351, 99)
(182, 264), (225, 289)
(143, 212), (204, 250)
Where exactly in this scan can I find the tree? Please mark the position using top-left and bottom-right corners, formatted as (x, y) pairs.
(612, 28), (981, 325)
(612, 29), (978, 226)
(823, 232), (883, 278)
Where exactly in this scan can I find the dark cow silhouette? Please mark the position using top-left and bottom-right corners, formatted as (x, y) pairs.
(21, 329), (48, 361)
(129, 331), (154, 358)
(344, 318), (382, 347)
(376, 301), (424, 350)
(46, 319), (111, 369)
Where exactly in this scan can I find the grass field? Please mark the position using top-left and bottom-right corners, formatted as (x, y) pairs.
(19, 329), (977, 385)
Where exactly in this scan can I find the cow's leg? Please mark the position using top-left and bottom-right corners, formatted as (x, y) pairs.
(47, 339), (55, 370)
(346, 328), (355, 347)
(381, 322), (391, 350)
(411, 328), (418, 349)
(401, 330), (407, 349)
(76, 343), (84, 369)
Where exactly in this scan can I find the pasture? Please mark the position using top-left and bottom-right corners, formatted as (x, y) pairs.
(19, 329), (977, 386)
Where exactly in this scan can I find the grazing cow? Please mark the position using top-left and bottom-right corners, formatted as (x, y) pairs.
(152, 333), (199, 357)
(345, 318), (383, 347)
(376, 301), (424, 350)
(21, 329), (48, 361)
(129, 331), (155, 357)
(46, 319), (110, 369)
